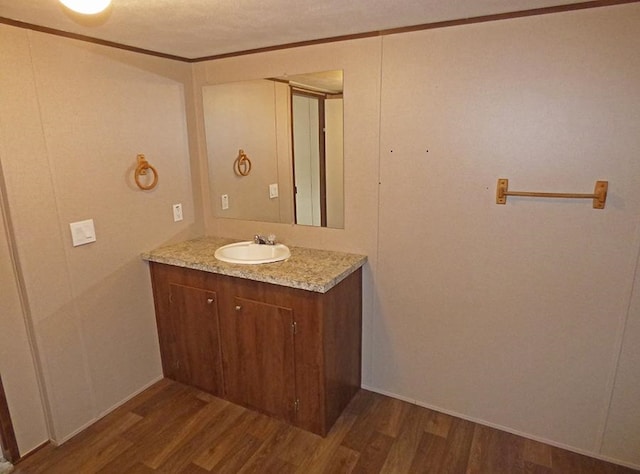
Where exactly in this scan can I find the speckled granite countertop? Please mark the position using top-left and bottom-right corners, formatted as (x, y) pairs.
(141, 236), (367, 293)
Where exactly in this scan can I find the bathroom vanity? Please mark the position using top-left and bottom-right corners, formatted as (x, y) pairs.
(142, 237), (366, 436)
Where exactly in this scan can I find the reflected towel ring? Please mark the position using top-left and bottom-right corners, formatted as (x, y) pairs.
(134, 154), (158, 190)
(234, 149), (252, 177)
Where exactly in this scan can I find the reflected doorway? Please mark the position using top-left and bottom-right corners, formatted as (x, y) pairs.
(291, 89), (344, 228)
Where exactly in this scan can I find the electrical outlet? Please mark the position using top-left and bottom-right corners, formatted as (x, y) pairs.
(172, 203), (183, 222)
(221, 194), (229, 210)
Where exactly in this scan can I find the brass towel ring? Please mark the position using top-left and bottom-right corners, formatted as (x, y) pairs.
(234, 149), (252, 177)
(134, 154), (158, 190)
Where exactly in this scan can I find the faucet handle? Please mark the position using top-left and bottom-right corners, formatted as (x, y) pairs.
(254, 233), (277, 245)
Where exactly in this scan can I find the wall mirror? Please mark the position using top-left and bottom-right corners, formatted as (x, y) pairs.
(203, 70), (344, 228)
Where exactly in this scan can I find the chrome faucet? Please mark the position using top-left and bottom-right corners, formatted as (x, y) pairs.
(254, 234), (277, 245)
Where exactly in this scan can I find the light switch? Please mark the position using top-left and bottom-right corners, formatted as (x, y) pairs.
(70, 219), (96, 247)
(269, 183), (279, 199)
(221, 194), (229, 210)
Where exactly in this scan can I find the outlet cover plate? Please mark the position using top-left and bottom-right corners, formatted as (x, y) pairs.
(172, 203), (183, 222)
(70, 219), (96, 247)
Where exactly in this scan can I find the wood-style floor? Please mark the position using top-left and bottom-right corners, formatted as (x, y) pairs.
(13, 378), (637, 474)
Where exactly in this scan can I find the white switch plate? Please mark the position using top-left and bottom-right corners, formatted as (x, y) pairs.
(172, 203), (183, 222)
(70, 219), (96, 247)
(269, 183), (279, 199)
(221, 194), (229, 210)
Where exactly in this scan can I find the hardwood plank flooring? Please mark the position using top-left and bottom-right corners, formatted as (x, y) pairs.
(12, 379), (638, 473)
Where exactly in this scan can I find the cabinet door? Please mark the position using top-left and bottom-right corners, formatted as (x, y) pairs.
(169, 284), (223, 395)
(230, 297), (296, 422)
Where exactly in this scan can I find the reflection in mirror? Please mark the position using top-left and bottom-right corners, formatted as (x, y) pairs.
(202, 70), (344, 228)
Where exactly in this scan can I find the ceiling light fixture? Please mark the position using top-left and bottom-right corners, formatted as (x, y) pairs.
(59, 0), (111, 15)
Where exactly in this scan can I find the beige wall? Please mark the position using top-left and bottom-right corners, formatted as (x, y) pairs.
(375, 4), (640, 467)
(601, 244), (640, 462)
(0, 2), (638, 469)
(193, 3), (640, 468)
(0, 174), (48, 455)
(0, 25), (202, 446)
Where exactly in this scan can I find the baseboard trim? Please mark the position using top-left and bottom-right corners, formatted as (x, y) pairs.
(361, 384), (640, 471)
(52, 375), (164, 446)
(12, 440), (49, 465)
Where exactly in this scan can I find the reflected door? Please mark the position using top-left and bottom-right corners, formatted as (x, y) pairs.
(292, 92), (324, 226)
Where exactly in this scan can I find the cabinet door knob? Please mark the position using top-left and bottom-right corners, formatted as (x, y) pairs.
(207, 298), (214, 304)
(235, 305), (242, 311)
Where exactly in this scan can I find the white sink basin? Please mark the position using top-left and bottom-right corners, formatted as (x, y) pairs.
(214, 241), (291, 265)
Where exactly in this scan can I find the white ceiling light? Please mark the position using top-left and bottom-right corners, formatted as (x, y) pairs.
(59, 0), (111, 14)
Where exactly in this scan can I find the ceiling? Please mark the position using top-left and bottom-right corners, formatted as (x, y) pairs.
(0, 0), (594, 60)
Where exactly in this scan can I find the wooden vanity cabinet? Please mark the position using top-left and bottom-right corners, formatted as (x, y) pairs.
(149, 261), (362, 436)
